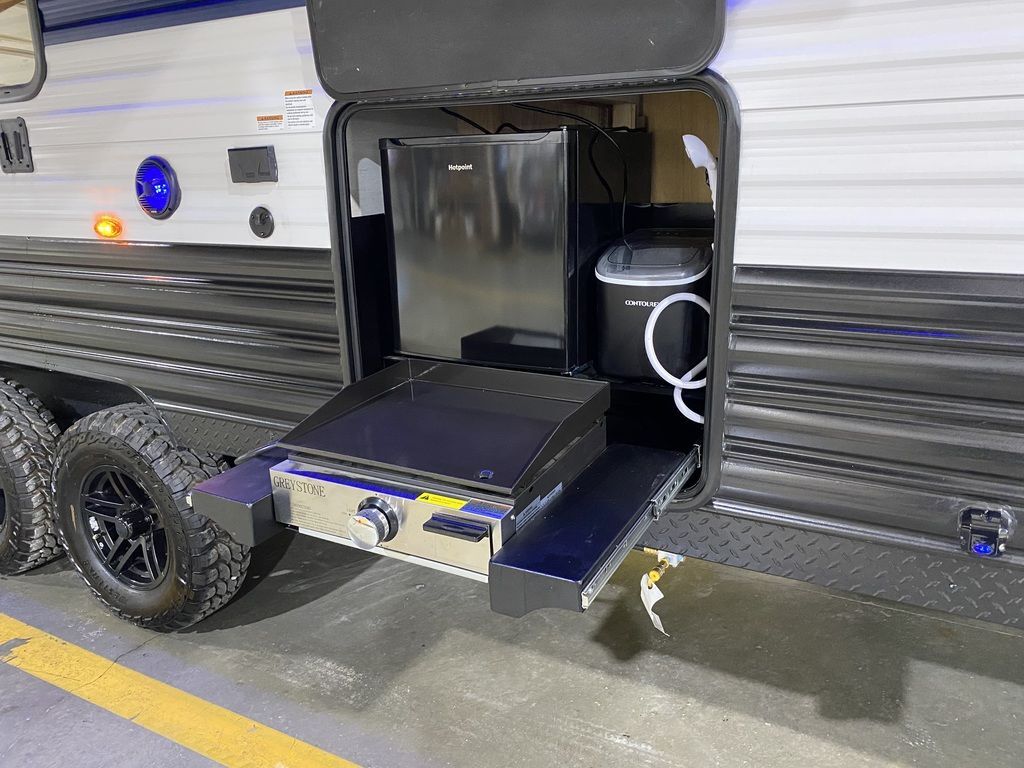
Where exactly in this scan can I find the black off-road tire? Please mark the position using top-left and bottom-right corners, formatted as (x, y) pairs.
(0, 379), (62, 574)
(53, 404), (249, 631)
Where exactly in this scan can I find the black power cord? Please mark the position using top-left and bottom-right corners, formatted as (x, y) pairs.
(456, 115), (615, 208)
(439, 104), (634, 242)
(587, 134), (616, 208)
(439, 107), (491, 135)
(510, 103), (630, 243)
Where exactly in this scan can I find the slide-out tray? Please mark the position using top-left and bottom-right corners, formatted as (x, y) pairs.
(279, 360), (610, 496)
(489, 444), (698, 616)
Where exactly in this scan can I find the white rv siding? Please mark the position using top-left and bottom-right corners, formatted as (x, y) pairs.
(0, 6), (333, 248)
(2, 2), (1021, 269)
(714, 0), (1024, 273)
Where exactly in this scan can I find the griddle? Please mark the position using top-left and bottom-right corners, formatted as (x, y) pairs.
(279, 359), (610, 496)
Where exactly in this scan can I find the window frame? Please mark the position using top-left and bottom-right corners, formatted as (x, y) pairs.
(0, 0), (46, 104)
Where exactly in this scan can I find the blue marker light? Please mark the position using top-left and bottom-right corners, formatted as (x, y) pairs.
(135, 156), (180, 219)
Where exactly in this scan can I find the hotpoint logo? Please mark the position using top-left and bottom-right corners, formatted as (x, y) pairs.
(448, 163), (473, 172)
(625, 299), (659, 308)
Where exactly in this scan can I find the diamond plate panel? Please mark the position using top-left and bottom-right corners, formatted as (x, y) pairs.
(645, 509), (1024, 627)
(161, 410), (284, 458)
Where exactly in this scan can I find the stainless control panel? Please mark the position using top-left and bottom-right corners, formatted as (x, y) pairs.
(270, 460), (512, 576)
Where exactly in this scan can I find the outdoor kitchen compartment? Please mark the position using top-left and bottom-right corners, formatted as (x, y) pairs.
(190, 0), (725, 618)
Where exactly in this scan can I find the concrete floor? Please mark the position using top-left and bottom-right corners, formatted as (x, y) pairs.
(1, 532), (1022, 768)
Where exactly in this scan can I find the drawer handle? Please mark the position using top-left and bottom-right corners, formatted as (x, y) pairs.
(423, 515), (488, 543)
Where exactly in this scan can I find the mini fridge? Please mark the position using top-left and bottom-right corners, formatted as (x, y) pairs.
(380, 128), (649, 372)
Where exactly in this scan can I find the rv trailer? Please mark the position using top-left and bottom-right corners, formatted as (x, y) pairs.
(0, 0), (1021, 630)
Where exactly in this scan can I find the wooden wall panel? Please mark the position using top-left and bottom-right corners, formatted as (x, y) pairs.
(642, 90), (719, 205)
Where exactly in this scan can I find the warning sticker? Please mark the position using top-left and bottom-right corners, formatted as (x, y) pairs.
(256, 114), (284, 133)
(284, 88), (316, 130)
(416, 492), (467, 510)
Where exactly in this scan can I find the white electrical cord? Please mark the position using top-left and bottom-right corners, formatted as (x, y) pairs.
(642, 135), (718, 425)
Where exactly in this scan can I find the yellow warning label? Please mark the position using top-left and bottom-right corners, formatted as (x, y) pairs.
(416, 492), (467, 510)
(256, 114), (284, 133)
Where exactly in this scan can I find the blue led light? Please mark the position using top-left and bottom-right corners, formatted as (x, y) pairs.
(135, 156), (180, 219)
(972, 541), (995, 557)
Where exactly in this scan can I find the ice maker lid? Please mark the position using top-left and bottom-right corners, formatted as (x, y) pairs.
(306, 0), (725, 102)
(596, 229), (713, 286)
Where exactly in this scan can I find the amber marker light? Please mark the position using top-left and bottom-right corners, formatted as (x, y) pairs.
(94, 214), (123, 239)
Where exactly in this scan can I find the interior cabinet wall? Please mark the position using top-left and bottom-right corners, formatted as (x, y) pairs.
(642, 91), (720, 205)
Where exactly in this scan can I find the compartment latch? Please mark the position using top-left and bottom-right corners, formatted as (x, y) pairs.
(0, 118), (34, 174)
(959, 508), (1011, 558)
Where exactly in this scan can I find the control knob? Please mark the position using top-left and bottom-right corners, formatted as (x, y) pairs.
(347, 497), (399, 550)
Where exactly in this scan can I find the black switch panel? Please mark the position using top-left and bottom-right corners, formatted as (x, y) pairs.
(0, 118), (33, 174)
(228, 145), (278, 183)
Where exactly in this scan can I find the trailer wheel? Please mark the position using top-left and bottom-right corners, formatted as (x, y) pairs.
(53, 405), (249, 630)
(0, 379), (62, 574)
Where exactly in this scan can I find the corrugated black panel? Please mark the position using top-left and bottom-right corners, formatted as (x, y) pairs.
(646, 266), (1024, 622)
(651, 266), (1024, 552)
(716, 267), (1024, 544)
(0, 237), (344, 454)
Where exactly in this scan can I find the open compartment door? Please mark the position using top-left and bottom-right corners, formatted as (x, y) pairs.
(307, 0), (726, 101)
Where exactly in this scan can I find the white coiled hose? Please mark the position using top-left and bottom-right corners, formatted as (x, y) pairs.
(643, 291), (711, 425)
(643, 135), (717, 425)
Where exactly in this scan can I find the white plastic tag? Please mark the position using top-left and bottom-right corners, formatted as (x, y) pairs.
(641, 574), (669, 636)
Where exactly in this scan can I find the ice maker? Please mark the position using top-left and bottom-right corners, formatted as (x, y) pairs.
(595, 229), (713, 381)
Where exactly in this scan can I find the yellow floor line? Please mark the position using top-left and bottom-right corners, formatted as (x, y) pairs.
(0, 613), (360, 768)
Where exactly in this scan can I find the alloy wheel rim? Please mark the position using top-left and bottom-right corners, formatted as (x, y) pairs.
(80, 466), (168, 589)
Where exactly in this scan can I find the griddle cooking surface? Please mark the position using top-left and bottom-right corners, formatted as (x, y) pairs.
(284, 380), (580, 492)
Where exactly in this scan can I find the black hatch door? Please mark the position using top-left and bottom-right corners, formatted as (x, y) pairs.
(306, 0), (726, 102)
